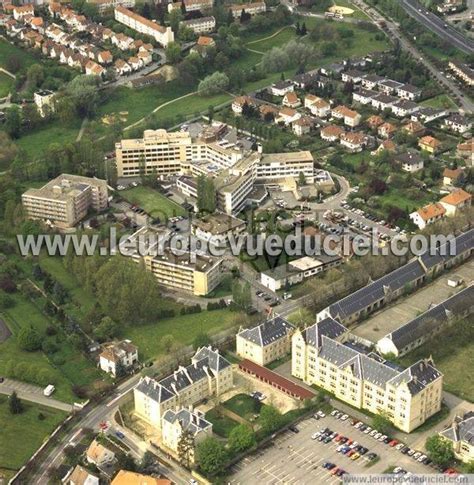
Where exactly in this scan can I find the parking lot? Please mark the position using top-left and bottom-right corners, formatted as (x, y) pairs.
(229, 411), (434, 484)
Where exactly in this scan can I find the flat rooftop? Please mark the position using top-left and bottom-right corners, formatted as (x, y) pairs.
(260, 151), (314, 165)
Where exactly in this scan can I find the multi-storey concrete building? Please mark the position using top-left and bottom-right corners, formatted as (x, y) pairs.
(236, 316), (295, 366)
(22, 174), (108, 229)
(134, 347), (233, 427)
(292, 318), (443, 433)
(114, 6), (174, 46)
(257, 152), (314, 183)
(180, 16), (216, 33)
(229, 1), (266, 18)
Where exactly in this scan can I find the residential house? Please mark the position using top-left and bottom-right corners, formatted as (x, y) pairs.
(448, 60), (474, 86)
(292, 71), (322, 89)
(439, 189), (472, 216)
(276, 107), (301, 125)
(444, 114), (472, 134)
(437, 0), (464, 13)
(419, 135), (441, 154)
(161, 408), (212, 463)
(392, 100), (419, 118)
(371, 93), (398, 111)
(340, 132), (367, 152)
(232, 95), (256, 115)
(13, 5), (34, 20)
(361, 74), (383, 90)
(378, 122), (396, 139)
(282, 91), (301, 108)
(111, 470), (171, 485)
(305, 95), (330, 117)
(332, 105), (361, 127)
(412, 107), (448, 124)
(397, 151), (424, 172)
(402, 120), (425, 138)
(236, 316), (295, 366)
(98, 50), (113, 65)
(409, 203), (446, 230)
(85, 60), (106, 77)
(366, 115), (383, 129)
(127, 56), (141, 71)
(137, 50), (152, 66)
(34, 90), (55, 117)
(67, 465), (99, 485)
(114, 59), (131, 76)
(397, 83), (422, 100)
(443, 167), (464, 187)
(86, 440), (115, 467)
(99, 340), (138, 376)
(271, 80), (294, 97)
(373, 139), (396, 155)
(259, 104), (278, 121)
(292, 116), (314, 136)
(353, 88), (378, 105)
(378, 79), (403, 95)
(321, 124), (344, 142)
(456, 139), (473, 164)
(439, 412), (474, 463)
(342, 69), (364, 84)
(111, 32), (134, 50)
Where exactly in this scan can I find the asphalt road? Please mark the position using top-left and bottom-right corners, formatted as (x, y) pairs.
(399, 0), (474, 55)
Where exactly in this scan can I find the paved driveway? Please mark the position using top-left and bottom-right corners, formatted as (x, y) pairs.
(0, 378), (73, 412)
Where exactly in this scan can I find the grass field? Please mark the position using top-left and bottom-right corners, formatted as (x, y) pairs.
(0, 72), (13, 98)
(0, 39), (36, 70)
(224, 393), (263, 421)
(246, 27), (296, 53)
(205, 408), (239, 437)
(0, 395), (66, 479)
(332, 0), (371, 20)
(420, 94), (458, 110)
(400, 320), (474, 402)
(124, 309), (238, 361)
(121, 186), (186, 219)
(15, 119), (82, 158)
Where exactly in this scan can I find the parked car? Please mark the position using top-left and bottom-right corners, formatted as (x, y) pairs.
(316, 410), (326, 418)
(289, 425), (299, 433)
(312, 432), (321, 440)
(389, 440), (398, 447)
(366, 453), (377, 461)
(354, 421), (363, 429)
(312, 413), (320, 420)
(351, 453), (360, 461)
(364, 427), (372, 434)
(340, 414), (349, 421)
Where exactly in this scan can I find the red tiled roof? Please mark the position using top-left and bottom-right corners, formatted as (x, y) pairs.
(239, 359), (314, 400)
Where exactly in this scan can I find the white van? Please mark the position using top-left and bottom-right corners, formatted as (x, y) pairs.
(43, 384), (55, 397)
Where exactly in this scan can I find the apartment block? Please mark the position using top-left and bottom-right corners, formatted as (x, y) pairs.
(161, 408), (212, 463)
(134, 347), (233, 427)
(257, 151), (314, 183)
(181, 16), (216, 34)
(114, 6), (174, 46)
(22, 174), (108, 229)
(236, 316), (295, 366)
(230, 1), (266, 18)
(292, 318), (443, 433)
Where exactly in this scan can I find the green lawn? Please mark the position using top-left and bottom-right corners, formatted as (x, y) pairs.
(223, 393), (263, 421)
(0, 39), (36, 70)
(124, 308), (238, 361)
(421, 94), (458, 110)
(0, 292), (102, 402)
(0, 72), (13, 98)
(15, 119), (82, 159)
(0, 395), (67, 479)
(121, 186), (186, 219)
(378, 189), (436, 212)
(399, 319), (474, 402)
(205, 408), (239, 438)
(332, 0), (371, 20)
(245, 27), (296, 53)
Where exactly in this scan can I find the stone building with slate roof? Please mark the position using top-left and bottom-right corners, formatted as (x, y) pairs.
(292, 318), (443, 432)
(236, 316), (295, 366)
(133, 347), (232, 428)
(161, 408), (212, 463)
(376, 285), (474, 357)
(439, 412), (474, 463)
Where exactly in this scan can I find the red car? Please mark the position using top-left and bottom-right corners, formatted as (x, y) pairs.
(389, 440), (398, 447)
(346, 439), (353, 446)
(444, 468), (458, 476)
(330, 467), (340, 475)
(347, 450), (355, 457)
(334, 434), (343, 442)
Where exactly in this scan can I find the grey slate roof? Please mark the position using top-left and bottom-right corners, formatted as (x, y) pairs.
(388, 358), (442, 395)
(303, 317), (347, 348)
(238, 316), (294, 347)
(327, 259), (425, 321)
(398, 83), (422, 94)
(396, 151), (423, 165)
(385, 285), (474, 351)
(440, 412), (474, 444)
(136, 347), (230, 403)
(162, 408), (212, 435)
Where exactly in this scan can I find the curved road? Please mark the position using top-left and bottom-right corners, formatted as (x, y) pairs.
(399, 0), (474, 55)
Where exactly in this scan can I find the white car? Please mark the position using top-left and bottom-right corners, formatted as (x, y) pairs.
(370, 430), (378, 437)
(312, 432), (321, 440)
(349, 442), (359, 449)
(331, 410), (339, 417)
(407, 449), (415, 456)
(378, 434), (387, 441)
(364, 427), (372, 434)
(417, 454), (427, 462)
(337, 445), (346, 452)
(354, 422), (363, 429)
(374, 433), (382, 440)
(317, 411), (326, 418)
(340, 414), (349, 421)
(395, 443), (405, 450)
(413, 452), (422, 460)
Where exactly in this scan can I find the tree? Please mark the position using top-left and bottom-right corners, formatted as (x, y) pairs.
(372, 411), (392, 435)
(53, 281), (68, 304)
(9, 391), (23, 414)
(259, 405), (283, 434)
(4, 106), (21, 139)
(301, 22), (307, 36)
(232, 280), (251, 311)
(196, 175), (216, 213)
(165, 42), (182, 64)
(93, 316), (119, 342)
(5, 54), (22, 73)
(0, 292), (14, 310)
(425, 435), (455, 467)
(169, 8), (183, 33)
(198, 72), (229, 96)
(207, 105), (214, 125)
(177, 429), (194, 468)
(228, 424), (256, 453)
(193, 332), (211, 350)
(196, 437), (228, 475)
(298, 171), (306, 186)
(17, 326), (42, 351)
